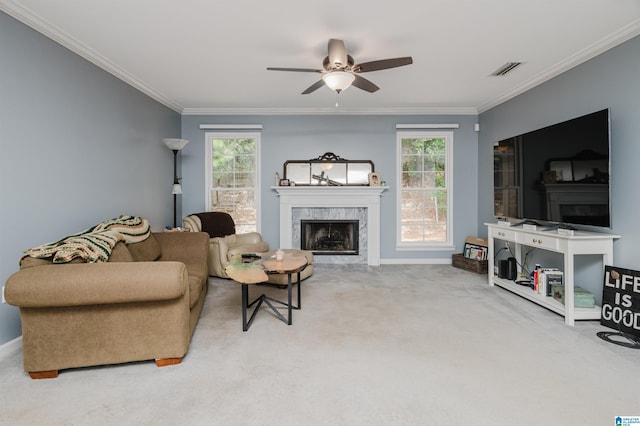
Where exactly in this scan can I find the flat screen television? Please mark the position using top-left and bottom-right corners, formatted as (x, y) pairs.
(493, 109), (611, 229)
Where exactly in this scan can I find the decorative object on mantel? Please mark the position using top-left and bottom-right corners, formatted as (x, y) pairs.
(283, 152), (374, 186)
(313, 171), (343, 186)
(368, 172), (381, 186)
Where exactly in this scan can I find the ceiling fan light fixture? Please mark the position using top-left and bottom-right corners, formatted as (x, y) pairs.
(322, 71), (355, 93)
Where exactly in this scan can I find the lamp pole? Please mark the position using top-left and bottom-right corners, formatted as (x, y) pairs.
(162, 138), (189, 229)
(171, 149), (179, 228)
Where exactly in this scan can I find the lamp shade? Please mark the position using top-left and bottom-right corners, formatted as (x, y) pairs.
(163, 138), (189, 151)
(320, 162), (334, 171)
(171, 184), (182, 195)
(322, 71), (355, 93)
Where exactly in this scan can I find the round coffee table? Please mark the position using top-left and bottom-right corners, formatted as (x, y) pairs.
(225, 254), (308, 331)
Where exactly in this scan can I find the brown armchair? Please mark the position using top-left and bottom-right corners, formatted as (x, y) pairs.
(183, 212), (269, 278)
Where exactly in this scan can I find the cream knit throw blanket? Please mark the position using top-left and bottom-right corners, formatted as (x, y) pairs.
(23, 215), (151, 263)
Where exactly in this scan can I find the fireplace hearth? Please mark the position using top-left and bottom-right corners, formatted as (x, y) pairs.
(301, 220), (359, 255)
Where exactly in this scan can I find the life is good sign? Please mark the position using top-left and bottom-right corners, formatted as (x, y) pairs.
(601, 265), (640, 337)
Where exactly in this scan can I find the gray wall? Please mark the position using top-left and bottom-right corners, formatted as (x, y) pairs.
(478, 35), (640, 270)
(181, 114), (480, 261)
(0, 12), (181, 345)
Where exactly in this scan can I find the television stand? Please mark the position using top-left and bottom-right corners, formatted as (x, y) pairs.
(486, 223), (620, 325)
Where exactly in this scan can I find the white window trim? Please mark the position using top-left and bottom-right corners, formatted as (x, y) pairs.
(204, 131), (262, 233)
(396, 130), (454, 251)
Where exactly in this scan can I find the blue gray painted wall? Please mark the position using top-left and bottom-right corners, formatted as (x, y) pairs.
(180, 114), (480, 261)
(0, 12), (181, 345)
(478, 35), (640, 270)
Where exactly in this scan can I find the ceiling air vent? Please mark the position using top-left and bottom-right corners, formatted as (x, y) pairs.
(491, 62), (523, 77)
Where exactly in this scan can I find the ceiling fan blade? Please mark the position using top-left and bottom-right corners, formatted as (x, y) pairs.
(354, 57), (413, 73)
(267, 67), (323, 73)
(328, 39), (348, 68)
(352, 75), (379, 93)
(302, 80), (326, 94)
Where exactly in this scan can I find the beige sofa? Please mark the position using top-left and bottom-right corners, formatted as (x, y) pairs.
(4, 231), (209, 379)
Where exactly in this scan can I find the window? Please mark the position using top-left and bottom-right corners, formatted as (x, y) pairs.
(397, 131), (453, 249)
(205, 132), (260, 233)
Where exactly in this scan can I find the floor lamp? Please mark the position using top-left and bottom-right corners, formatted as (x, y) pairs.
(163, 138), (189, 228)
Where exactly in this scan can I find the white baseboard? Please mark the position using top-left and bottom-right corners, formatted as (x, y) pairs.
(381, 258), (451, 265)
(0, 336), (22, 360)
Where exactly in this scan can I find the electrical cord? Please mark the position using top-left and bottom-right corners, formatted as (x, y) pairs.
(597, 310), (640, 349)
(492, 246), (508, 272)
(596, 331), (640, 349)
(504, 242), (537, 282)
(519, 246), (537, 279)
(493, 247), (507, 260)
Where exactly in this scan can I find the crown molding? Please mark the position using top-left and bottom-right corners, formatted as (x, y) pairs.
(181, 107), (478, 116)
(0, 0), (184, 113)
(4, 1), (638, 117)
(478, 18), (640, 113)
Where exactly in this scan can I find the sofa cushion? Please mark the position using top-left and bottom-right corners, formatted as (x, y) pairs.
(188, 275), (203, 308)
(20, 256), (52, 269)
(108, 242), (134, 262)
(178, 257), (207, 308)
(20, 256), (82, 270)
(127, 233), (161, 262)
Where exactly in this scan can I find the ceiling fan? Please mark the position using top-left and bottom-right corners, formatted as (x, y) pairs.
(267, 38), (413, 95)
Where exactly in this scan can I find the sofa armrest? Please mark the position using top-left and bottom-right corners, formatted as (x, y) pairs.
(233, 232), (267, 245)
(182, 215), (202, 232)
(223, 232), (269, 259)
(4, 262), (188, 308)
(227, 242), (270, 259)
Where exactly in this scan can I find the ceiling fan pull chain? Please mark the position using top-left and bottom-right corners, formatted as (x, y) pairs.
(335, 92), (340, 108)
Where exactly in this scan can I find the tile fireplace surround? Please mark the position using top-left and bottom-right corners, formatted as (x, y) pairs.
(273, 186), (387, 266)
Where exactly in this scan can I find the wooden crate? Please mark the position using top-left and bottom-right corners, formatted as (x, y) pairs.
(452, 253), (488, 274)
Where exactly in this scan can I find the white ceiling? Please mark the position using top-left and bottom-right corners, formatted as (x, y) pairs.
(3, 0), (640, 114)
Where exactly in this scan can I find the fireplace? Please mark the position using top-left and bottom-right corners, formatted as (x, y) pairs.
(273, 186), (387, 266)
(301, 220), (359, 255)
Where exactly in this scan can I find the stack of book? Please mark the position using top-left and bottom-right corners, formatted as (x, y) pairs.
(452, 236), (489, 274)
(463, 236), (488, 261)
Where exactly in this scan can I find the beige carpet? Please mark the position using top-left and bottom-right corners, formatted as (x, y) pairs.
(0, 264), (638, 425)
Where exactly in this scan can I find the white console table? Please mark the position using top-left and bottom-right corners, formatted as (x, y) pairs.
(486, 223), (620, 325)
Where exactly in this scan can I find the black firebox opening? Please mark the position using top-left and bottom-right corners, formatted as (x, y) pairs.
(300, 220), (359, 255)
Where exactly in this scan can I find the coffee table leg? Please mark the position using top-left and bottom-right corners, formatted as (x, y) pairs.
(297, 271), (302, 309)
(242, 284), (249, 332)
(287, 273), (292, 325)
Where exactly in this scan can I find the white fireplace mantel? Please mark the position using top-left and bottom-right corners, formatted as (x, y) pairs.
(272, 186), (387, 266)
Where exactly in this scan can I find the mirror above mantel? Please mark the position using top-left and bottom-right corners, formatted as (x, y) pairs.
(283, 152), (375, 186)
